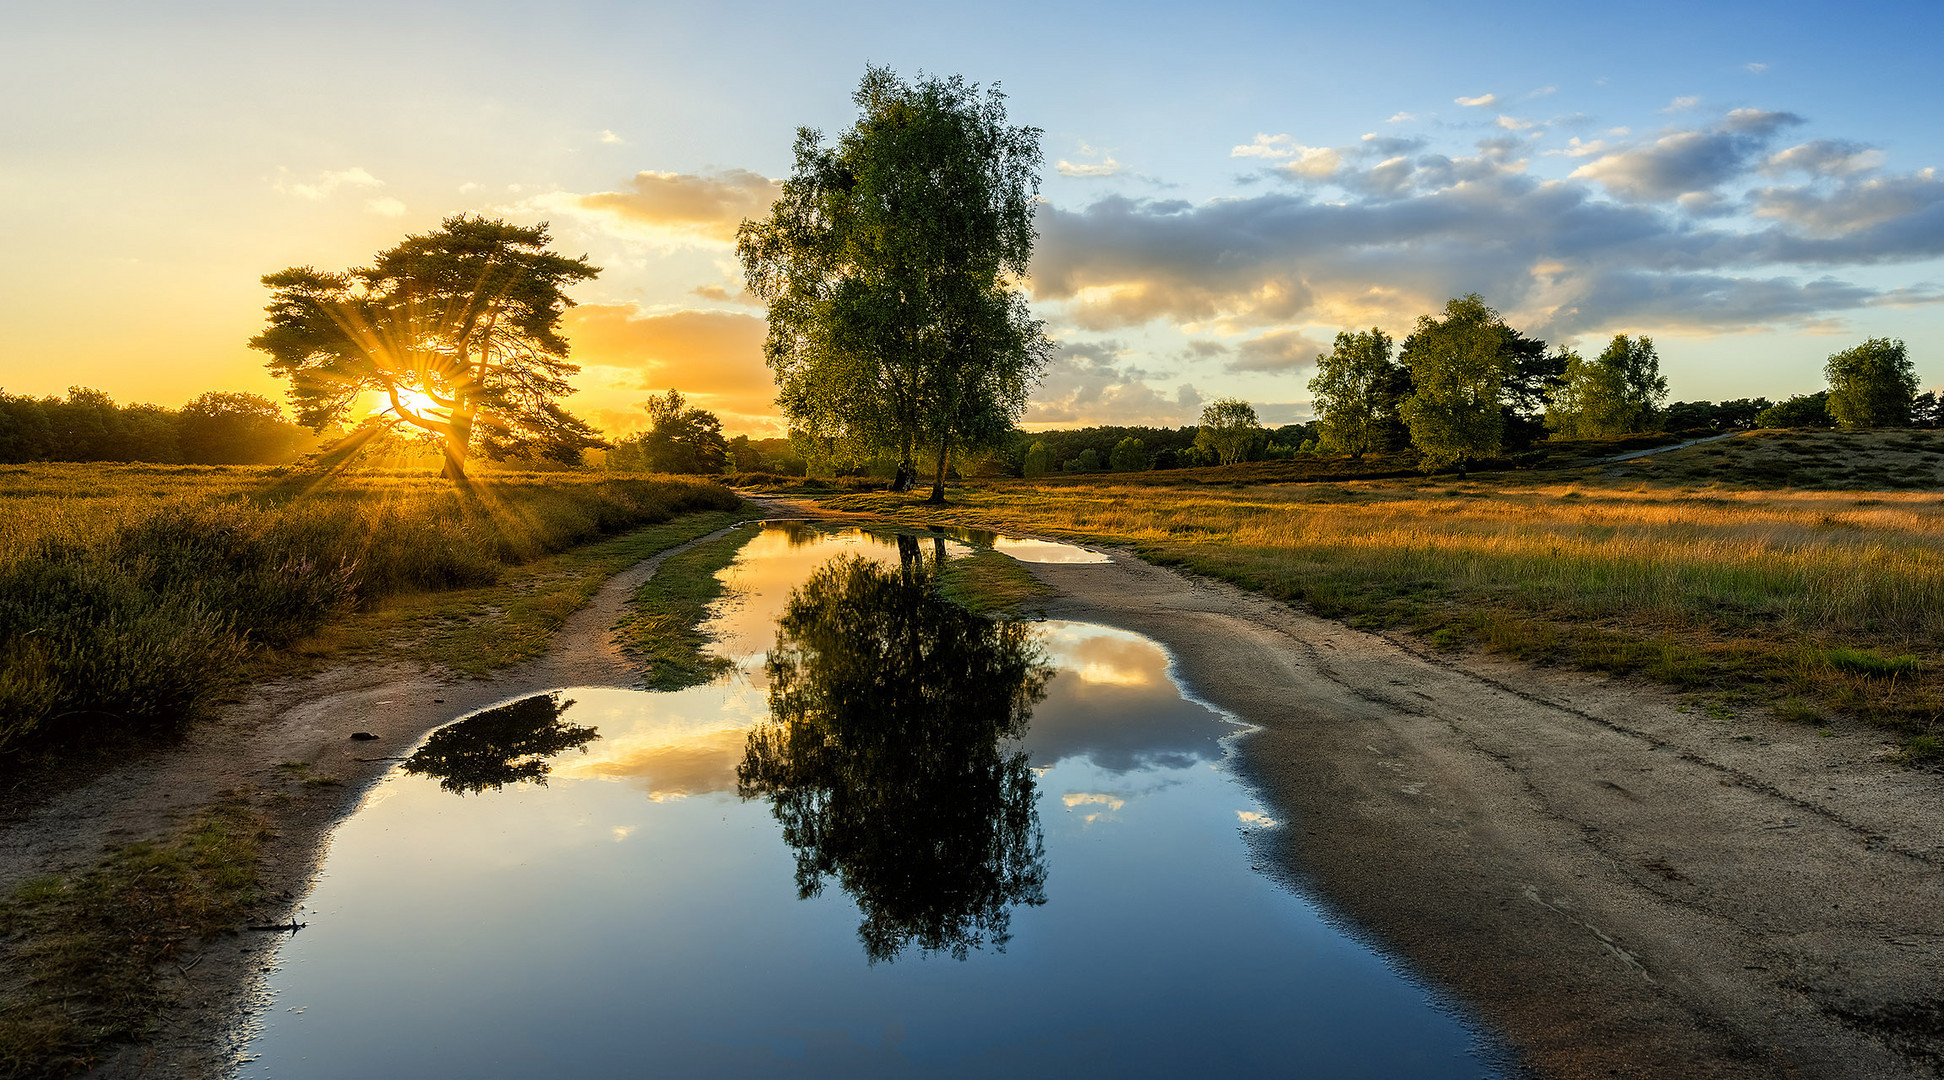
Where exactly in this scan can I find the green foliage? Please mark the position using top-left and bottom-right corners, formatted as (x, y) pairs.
(1547, 335), (1668, 437)
(1070, 447), (1103, 473)
(737, 66), (1052, 501)
(1021, 440), (1051, 478)
(609, 389), (729, 474)
(251, 215), (604, 478)
(1108, 436), (1148, 472)
(1757, 391), (1835, 429)
(1308, 328), (1404, 458)
(176, 391), (313, 464)
(1823, 647), (1919, 678)
(1399, 295), (1518, 469)
(1193, 398), (1260, 465)
(1825, 338), (1919, 428)
(0, 387), (315, 467)
(1663, 398), (1774, 432)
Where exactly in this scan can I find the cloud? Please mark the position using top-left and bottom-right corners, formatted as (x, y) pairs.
(563, 304), (776, 431)
(1745, 62), (1769, 74)
(550, 169), (780, 246)
(277, 166), (383, 200)
(1663, 95), (1702, 113)
(1030, 116), (1944, 344)
(365, 196), (406, 217)
(1569, 110), (1802, 201)
(1023, 339), (1203, 426)
(1528, 86), (1558, 99)
(1763, 139), (1883, 178)
(1059, 156), (1124, 177)
(1387, 111), (1416, 123)
(597, 130), (623, 144)
(1228, 329), (1327, 372)
(1455, 94), (1499, 108)
(691, 283), (762, 305)
(1496, 115), (1539, 132)
(1232, 133), (1298, 159)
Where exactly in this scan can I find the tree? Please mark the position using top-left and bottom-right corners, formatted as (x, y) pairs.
(1757, 391), (1835, 428)
(251, 214), (604, 480)
(615, 389), (729, 474)
(1399, 294), (1515, 471)
(177, 391), (310, 464)
(1021, 440), (1051, 478)
(1825, 338), (1919, 428)
(738, 554), (1052, 961)
(738, 66), (1053, 503)
(1308, 328), (1400, 458)
(1193, 398), (1259, 465)
(1546, 335), (1668, 437)
(401, 692), (598, 796)
(1109, 437), (1148, 472)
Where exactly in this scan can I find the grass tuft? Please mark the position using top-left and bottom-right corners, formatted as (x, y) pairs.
(616, 526), (759, 690)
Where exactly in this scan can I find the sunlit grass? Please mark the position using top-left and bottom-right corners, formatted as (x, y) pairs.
(0, 463), (743, 756)
(822, 449), (1944, 745)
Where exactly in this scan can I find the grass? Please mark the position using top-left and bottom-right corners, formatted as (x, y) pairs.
(0, 793), (270, 1079)
(935, 546), (1055, 616)
(616, 525), (760, 689)
(0, 463), (744, 757)
(809, 434), (1944, 755)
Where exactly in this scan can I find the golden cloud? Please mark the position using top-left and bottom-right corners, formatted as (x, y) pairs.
(565, 303), (780, 434)
(569, 169), (780, 244)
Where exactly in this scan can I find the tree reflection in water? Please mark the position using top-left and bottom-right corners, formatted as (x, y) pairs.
(738, 552), (1054, 963)
(402, 692), (600, 795)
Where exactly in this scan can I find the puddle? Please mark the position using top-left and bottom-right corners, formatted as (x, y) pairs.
(919, 523), (1113, 564)
(235, 523), (1510, 1078)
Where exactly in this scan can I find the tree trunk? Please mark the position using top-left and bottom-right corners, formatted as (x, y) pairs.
(442, 409), (475, 483)
(927, 436), (950, 504)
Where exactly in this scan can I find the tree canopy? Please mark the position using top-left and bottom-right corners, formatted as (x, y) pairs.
(1546, 335), (1668, 437)
(1398, 294), (1516, 470)
(1193, 398), (1260, 465)
(1825, 338), (1919, 428)
(250, 214), (603, 479)
(1308, 328), (1401, 459)
(609, 389), (729, 474)
(737, 66), (1053, 502)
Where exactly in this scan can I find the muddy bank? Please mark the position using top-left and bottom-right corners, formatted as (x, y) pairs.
(0, 519), (755, 1080)
(1024, 550), (1944, 1079)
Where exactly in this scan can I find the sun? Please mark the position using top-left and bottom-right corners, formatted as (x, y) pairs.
(360, 386), (446, 423)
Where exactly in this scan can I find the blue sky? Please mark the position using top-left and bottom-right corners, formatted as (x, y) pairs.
(4, 0), (1941, 433)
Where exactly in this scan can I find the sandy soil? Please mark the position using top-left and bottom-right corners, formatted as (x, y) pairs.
(1023, 549), (1944, 1079)
(8, 508), (1942, 1078)
(0, 519), (755, 1080)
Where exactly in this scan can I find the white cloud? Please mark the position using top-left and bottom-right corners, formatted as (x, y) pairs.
(1455, 94), (1499, 108)
(1764, 140), (1883, 178)
(277, 166), (383, 200)
(1059, 156), (1124, 177)
(1745, 62), (1769, 74)
(1528, 86), (1558, 99)
(597, 130), (624, 144)
(1386, 111), (1416, 123)
(1496, 115), (1539, 132)
(1232, 133), (1297, 159)
(1663, 95), (1702, 113)
(365, 196), (407, 217)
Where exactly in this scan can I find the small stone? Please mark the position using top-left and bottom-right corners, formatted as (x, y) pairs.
(349, 732), (379, 741)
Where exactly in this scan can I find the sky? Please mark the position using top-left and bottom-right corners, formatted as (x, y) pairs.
(5, 0), (1942, 436)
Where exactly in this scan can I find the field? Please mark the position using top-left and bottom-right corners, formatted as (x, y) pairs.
(821, 428), (1944, 758)
(0, 463), (743, 759)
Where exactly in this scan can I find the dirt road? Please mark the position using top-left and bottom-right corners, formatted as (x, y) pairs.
(1026, 548), (1944, 1079)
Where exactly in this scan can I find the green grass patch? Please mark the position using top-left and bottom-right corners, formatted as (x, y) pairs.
(1824, 647), (1920, 678)
(936, 547), (1055, 617)
(616, 525), (762, 690)
(0, 794), (270, 1079)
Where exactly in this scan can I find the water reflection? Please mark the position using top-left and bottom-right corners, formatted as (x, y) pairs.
(401, 692), (600, 795)
(738, 555), (1055, 963)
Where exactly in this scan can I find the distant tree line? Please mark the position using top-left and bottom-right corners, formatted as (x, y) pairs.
(0, 387), (316, 465)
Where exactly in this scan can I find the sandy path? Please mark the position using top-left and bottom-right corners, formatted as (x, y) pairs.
(0, 518), (755, 1079)
(1024, 549), (1944, 1079)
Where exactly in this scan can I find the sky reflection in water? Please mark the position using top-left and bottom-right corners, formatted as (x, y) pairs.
(238, 523), (1506, 1078)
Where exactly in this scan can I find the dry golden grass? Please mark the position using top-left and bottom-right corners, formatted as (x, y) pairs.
(825, 436), (1944, 750)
